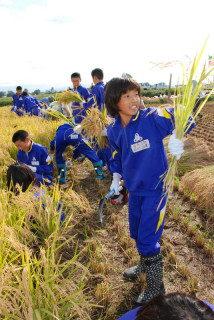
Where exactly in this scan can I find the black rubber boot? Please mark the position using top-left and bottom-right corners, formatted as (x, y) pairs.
(135, 252), (165, 305)
(123, 254), (145, 280)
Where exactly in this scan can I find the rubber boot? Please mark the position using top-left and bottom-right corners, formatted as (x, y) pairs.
(124, 254), (145, 280)
(57, 164), (66, 184)
(92, 160), (104, 179)
(135, 252), (165, 305)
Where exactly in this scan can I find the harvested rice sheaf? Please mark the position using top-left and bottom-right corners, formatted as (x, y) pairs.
(80, 106), (111, 149)
(161, 40), (214, 200)
(179, 165), (214, 211)
(56, 90), (83, 106)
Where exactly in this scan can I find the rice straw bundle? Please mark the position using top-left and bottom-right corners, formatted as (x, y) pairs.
(80, 106), (111, 149)
(43, 107), (75, 124)
(161, 39), (214, 204)
(56, 90), (83, 106)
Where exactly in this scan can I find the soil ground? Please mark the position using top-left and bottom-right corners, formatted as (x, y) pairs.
(59, 103), (214, 319)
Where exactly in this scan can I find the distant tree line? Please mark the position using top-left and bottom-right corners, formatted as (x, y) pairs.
(0, 87), (56, 98)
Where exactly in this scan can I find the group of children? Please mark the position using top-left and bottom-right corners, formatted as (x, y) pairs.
(9, 71), (211, 315)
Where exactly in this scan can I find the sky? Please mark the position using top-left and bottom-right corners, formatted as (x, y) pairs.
(0, 0), (214, 91)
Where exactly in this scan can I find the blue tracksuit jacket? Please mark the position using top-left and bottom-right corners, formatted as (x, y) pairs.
(107, 107), (195, 256)
(88, 81), (105, 110)
(12, 93), (25, 115)
(17, 142), (53, 186)
(108, 107), (195, 196)
(50, 123), (99, 164)
(71, 86), (91, 123)
(23, 96), (41, 116)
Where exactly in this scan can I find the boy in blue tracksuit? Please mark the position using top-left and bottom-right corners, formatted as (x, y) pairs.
(11, 86), (25, 116)
(87, 68), (105, 111)
(50, 123), (104, 183)
(22, 91), (43, 116)
(105, 77), (195, 305)
(12, 130), (53, 186)
(88, 68), (112, 172)
(70, 72), (93, 124)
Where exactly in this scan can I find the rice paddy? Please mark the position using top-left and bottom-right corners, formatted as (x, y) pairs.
(0, 101), (213, 319)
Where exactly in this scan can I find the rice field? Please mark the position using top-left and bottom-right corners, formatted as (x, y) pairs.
(0, 104), (214, 319)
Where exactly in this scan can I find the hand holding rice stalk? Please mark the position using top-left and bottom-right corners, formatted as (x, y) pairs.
(162, 39), (214, 202)
(80, 106), (111, 149)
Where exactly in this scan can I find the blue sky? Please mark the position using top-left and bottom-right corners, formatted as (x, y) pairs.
(0, 0), (214, 91)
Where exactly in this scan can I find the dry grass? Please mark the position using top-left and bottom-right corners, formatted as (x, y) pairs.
(179, 165), (214, 212)
(177, 137), (214, 175)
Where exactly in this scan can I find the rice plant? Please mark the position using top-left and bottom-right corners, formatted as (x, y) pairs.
(161, 40), (214, 202)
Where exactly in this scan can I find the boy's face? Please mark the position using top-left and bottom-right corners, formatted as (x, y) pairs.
(14, 137), (31, 152)
(16, 89), (22, 95)
(71, 77), (81, 88)
(118, 89), (140, 118)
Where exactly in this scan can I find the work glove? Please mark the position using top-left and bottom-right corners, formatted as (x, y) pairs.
(49, 154), (54, 161)
(102, 128), (107, 136)
(73, 125), (82, 134)
(110, 173), (122, 195)
(168, 132), (184, 160)
(27, 165), (37, 173)
(66, 160), (72, 168)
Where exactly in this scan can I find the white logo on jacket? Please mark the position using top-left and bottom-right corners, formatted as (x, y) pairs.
(134, 133), (143, 142)
(131, 133), (150, 153)
(69, 134), (79, 139)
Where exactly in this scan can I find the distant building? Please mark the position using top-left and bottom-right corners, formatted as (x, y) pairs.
(152, 82), (167, 90)
(139, 82), (151, 90)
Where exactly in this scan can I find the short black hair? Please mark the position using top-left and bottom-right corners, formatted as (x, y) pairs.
(91, 68), (104, 80)
(7, 162), (38, 193)
(71, 72), (81, 79)
(104, 77), (141, 118)
(12, 130), (29, 143)
(135, 293), (214, 320)
(16, 86), (22, 91)
(22, 91), (28, 97)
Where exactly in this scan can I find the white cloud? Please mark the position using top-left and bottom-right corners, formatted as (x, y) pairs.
(0, 0), (214, 89)
(0, 0), (13, 5)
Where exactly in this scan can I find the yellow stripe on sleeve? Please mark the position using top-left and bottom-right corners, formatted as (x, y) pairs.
(112, 150), (118, 159)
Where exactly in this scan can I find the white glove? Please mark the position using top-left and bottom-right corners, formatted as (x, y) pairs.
(49, 154), (54, 161)
(66, 160), (72, 168)
(102, 128), (107, 136)
(27, 165), (37, 173)
(168, 132), (184, 160)
(110, 173), (122, 195)
(73, 125), (82, 134)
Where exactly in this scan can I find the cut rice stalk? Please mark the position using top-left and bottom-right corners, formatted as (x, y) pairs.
(161, 39), (214, 205)
(55, 90), (83, 106)
(80, 106), (111, 149)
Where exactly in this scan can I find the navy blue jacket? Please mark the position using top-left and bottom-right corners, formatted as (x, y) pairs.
(88, 81), (105, 110)
(12, 93), (24, 109)
(23, 96), (41, 113)
(71, 85), (91, 123)
(108, 107), (195, 196)
(17, 141), (53, 183)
